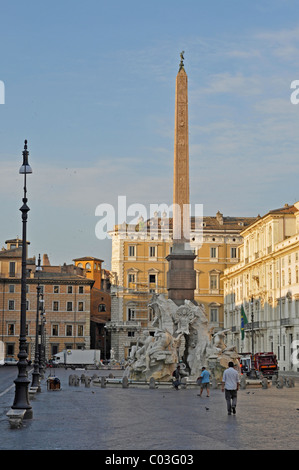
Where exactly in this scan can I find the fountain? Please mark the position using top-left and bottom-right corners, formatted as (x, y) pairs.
(125, 294), (240, 383)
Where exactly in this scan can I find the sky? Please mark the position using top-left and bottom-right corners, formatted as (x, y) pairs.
(1, 0), (299, 269)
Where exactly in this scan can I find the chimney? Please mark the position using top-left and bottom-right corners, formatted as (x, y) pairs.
(43, 254), (51, 266)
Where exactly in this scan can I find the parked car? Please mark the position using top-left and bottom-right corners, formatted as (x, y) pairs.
(4, 357), (18, 365)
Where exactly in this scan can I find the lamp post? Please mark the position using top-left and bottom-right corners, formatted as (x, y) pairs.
(12, 140), (33, 418)
(39, 298), (46, 378)
(31, 254), (42, 391)
(249, 296), (257, 379)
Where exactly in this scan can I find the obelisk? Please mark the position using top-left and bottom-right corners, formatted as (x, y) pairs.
(166, 52), (196, 306)
(173, 51), (190, 242)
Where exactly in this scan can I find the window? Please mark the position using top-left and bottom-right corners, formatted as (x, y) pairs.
(52, 324), (59, 336)
(53, 301), (59, 312)
(67, 286), (73, 294)
(210, 308), (218, 322)
(149, 246), (156, 258)
(78, 286), (84, 294)
(98, 304), (106, 312)
(231, 247), (237, 259)
(128, 331), (135, 337)
(7, 324), (15, 335)
(78, 301), (84, 312)
(149, 274), (156, 284)
(128, 273), (136, 284)
(66, 325), (73, 336)
(67, 301), (73, 311)
(128, 245), (135, 257)
(77, 325), (84, 337)
(53, 285), (59, 294)
(210, 247), (217, 259)
(127, 308), (135, 321)
(8, 300), (15, 310)
(9, 285), (15, 293)
(6, 344), (15, 356)
(85, 263), (91, 270)
(210, 274), (218, 290)
(9, 262), (15, 277)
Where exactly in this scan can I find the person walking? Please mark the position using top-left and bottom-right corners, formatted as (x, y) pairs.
(221, 361), (240, 415)
(199, 366), (210, 397)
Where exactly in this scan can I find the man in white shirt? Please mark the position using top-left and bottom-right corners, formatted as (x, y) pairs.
(221, 361), (240, 415)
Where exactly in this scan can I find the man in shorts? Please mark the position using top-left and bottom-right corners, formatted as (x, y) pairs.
(199, 366), (210, 397)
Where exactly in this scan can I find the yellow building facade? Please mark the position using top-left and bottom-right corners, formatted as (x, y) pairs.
(223, 202), (299, 372)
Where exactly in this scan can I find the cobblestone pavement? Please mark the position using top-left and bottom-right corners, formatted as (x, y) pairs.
(0, 368), (298, 451)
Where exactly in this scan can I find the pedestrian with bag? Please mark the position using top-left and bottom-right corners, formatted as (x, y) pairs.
(221, 361), (240, 415)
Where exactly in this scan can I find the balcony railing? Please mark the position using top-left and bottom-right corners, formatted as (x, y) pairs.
(280, 318), (293, 327)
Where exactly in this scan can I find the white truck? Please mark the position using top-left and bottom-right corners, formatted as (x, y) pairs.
(53, 349), (101, 368)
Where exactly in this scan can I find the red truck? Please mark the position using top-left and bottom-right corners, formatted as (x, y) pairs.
(240, 352), (279, 378)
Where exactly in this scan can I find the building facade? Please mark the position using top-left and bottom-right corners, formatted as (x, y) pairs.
(223, 203), (299, 372)
(0, 239), (97, 361)
(73, 256), (112, 360)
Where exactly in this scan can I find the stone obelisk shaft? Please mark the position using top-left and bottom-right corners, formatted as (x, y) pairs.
(167, 54), (196, 306)
(173, 63), (190, 242)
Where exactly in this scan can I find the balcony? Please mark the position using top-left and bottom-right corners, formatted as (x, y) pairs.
(280, 318), (293, 327)
(105, 320), (142, 331)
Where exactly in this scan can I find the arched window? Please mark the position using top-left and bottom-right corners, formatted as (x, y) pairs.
(98, 304), (106, 312)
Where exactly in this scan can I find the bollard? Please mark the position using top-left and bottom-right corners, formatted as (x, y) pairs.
(240, 376), (246, 390)
(276, 377), (284, 389)
(122, 376), (129, 388)
(74, 375), (80, 386)
(101, 376), (106, 388)
(149, 377), (156, 389)
(285, 377), (292, 388)
(181, 377), (187, 389)
(272, 375), (278, 387)
(261, 378), (268, 389)
(211, 378), (218, 389)
(85, 377), (91, 388)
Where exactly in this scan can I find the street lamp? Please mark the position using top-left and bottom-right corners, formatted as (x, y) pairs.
(31, 254), (42, 391)
(39, 296), (46, 378)
(249, 296), (257, 379)
(11, 140), (33, 418)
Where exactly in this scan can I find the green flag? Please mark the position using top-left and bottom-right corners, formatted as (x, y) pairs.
(240, 305), (248, 340)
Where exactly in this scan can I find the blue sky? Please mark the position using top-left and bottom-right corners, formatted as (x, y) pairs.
(1, 0), (299, 268)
